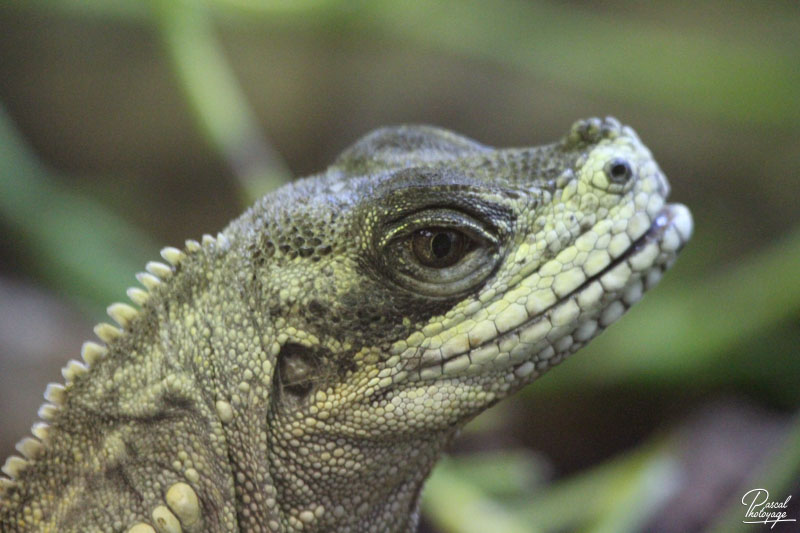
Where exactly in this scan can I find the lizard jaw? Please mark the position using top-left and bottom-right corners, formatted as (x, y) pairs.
(413, 202), (693, 381)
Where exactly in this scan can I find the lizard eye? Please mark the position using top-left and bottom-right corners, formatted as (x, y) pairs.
(379, 209), (502, 298)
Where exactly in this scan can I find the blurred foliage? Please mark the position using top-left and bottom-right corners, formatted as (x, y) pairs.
(425, 442), (680, 533)
(0, 1), (798, 532)
(0, 107), (158, 314)
(17, 0), (800, 128)
(707, 411), (800, 533)
(152, 0), (291, 201)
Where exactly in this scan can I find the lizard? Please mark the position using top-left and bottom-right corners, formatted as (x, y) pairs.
(0, 117), (692, 532)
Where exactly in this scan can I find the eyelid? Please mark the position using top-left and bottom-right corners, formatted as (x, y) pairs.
(379, 209), (499, 248)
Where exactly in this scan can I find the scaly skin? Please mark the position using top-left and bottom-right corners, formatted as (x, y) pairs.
(0, 117), (692, 532)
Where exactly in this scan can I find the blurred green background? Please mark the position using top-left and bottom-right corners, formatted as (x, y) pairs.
(1, 1), (798, 532)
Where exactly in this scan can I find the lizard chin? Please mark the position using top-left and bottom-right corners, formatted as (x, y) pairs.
(413, 202), (693, 383)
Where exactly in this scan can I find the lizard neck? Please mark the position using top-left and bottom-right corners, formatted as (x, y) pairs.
(267, 426), (453, 532)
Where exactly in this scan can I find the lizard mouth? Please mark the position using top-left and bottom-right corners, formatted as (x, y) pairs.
(413, 203), (693, 380)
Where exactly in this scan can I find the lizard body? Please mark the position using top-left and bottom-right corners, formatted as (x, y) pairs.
(0, 117), (692, 532)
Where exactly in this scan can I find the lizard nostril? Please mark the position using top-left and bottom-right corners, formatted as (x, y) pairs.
(605, 158), (633, 184)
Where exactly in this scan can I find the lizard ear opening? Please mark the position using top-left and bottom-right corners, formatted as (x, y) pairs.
(277, 343), (317, 397)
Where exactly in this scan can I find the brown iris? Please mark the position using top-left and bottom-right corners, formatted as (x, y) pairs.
(411, 228), (470, 268)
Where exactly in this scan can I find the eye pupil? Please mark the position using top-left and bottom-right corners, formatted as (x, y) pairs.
(412, 228), (468, 268)
(431, 232), (453, 258)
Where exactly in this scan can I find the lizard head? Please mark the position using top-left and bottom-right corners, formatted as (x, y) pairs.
(243, 116), (692, 456)
(0, 118), (692, 532)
